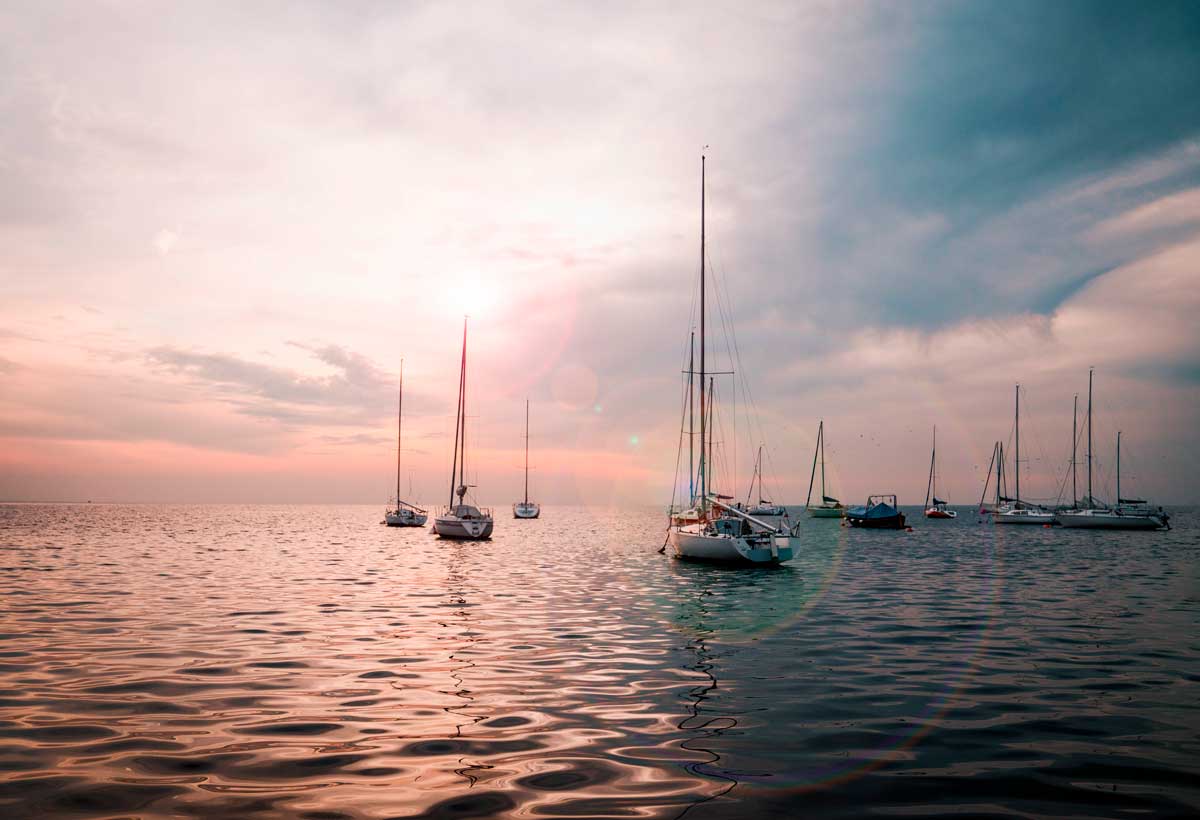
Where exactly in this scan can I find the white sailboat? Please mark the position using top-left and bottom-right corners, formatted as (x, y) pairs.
(805, 420), (846, 518)
(512, 399), (540, 519)
(923, 425), (957, 519)
(432, 319), (495, 540)
(745, 446), (786, 516)
(993, 384), (1055, 525)
(666, 155), (797, 565)
(1056, 369), (1169, 530)
(384, 359), (428, 527)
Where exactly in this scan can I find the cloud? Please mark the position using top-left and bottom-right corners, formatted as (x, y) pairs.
(145, 343), (425, 426)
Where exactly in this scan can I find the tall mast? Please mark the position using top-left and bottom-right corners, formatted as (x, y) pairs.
(448, 318), (468, 508)
(757, 445), (763, 502)
(805, 421), (821, 509)
(996, 441), (1004, 507)
(698, 154), (707, 509)
(1014, 384), (1020, 504)
(1116, 430), (1121, 504)
(1071, 394), (1078, 508)
(706, 376), (714, 497)
(396, 359), (404, 505)
(460, 319), (468, 498)
(820, 420), (827, 498)
(1087, 367), (1093, 507)
(688, 331), (695, 505)
(524, 398), (530, 505)
(925, 426), (936, 508)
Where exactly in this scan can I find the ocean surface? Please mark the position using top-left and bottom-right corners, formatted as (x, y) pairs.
(1, 503), (1198, 819)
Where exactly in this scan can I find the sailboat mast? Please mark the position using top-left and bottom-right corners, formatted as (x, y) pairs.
(1014, 384), (1020, 504)
(448, 320), (467, 508)
(1087, 368), (1093, 507)
(805, 421), (820, 509)
(925, 426), (936, 508)
(996, 441), (1004, 507)
(524, 398), (530, 505)
(820, 420), (827, 499)
(1071, 394), (1078, 508)
(1117, 430), (1121, 504)
(460, 320), (468, 495)
(396, 359), (404, 505)
(688, 331), (695, 505)
(704, 377), (714, 499)
(698, 154), (707, 509)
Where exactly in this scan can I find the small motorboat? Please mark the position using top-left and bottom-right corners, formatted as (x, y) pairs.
(846, 494), (907, 529)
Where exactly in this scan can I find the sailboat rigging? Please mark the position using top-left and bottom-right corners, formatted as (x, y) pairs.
(513, 399), (540, 519)
(432, 318), (495, 540)
(993, 384), (1054, 525)
(923, 425), (956, 519)
(384, 359), (428, 527)
(805, 420), (845, 518)
(1056, 369), (1169, 529)
(665, 154), (797, 564)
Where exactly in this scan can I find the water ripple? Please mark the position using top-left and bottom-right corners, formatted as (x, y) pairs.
(0, 503), (1198, 817)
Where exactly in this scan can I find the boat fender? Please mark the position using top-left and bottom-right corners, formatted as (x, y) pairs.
(905, 527), (913, 532)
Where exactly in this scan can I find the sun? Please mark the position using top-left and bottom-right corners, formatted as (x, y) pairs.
(436, 271), (506, 319)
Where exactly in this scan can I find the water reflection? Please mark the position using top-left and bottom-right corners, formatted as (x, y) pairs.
(0, 504), (1197, 818)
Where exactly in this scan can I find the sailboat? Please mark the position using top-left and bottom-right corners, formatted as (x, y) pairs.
(384, 359), (428, 527)
(923, 426), (957, 519)
(1056, 369), (1169, 530)
(805, 420), (846, 518)
(978, 440), (1010, 514)
(432, 319), (495, 540)
(512, 399), (540, 519)
(744, 446), (786, 516)
(666, 155), (797, 565)
(993, 384), (1055, 525)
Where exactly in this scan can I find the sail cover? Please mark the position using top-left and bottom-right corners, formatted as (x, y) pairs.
(932, 497), (947, 506)
(823, 495), (840, 504)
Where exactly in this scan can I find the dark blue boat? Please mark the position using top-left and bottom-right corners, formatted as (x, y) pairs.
(846, 494), (907, 529)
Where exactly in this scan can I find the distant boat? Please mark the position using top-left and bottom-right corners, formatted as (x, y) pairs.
(1056, 369), (1169, 530)
(512, 399), (540, 519)
(432, 319), (495, 540)
(384, 359), (428, 528)
(806, 420), (846, 518)
(665, 155), (796, 564)
(745, 445), (786, 516)
(923, 426), (957, 519)
(846, 494), (906, 529)
(993, 384), (1054, 525)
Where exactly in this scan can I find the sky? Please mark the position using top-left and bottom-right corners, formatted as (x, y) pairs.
(2, 0), (1199, 506)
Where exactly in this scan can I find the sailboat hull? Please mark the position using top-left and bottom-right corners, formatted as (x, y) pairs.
(512, 503), (540, 519)
(808, 506), (845, 518)
(1056, 510), (1166, 529)
(385, 510), (428, 527)
(992, 509), (1054, 525)
(433, 516), (494, 539)
(669, 527), (794, 564)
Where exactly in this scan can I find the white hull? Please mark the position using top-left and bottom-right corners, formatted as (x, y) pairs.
(385, 509), (427, 527)
(809, 505), (845, 518)
(992, 508), (1055, 525)
(1056, 509), (1166, 530)
(748, 505), (786, 517)
(433, 515), (494, 539)
(668, 526), (794, 564)
(513, 502), (540, 519)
